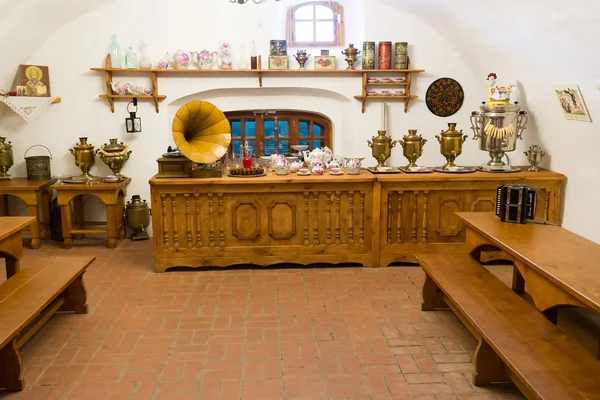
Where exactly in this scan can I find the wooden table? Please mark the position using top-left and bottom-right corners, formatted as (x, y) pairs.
(0, 178), (57, 249)
(458, 212), (600, 329)
(52, 179), (130, 249)
(0, 217), (34, 278)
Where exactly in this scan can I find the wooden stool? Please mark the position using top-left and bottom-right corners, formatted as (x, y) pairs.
(52, 179), (130, 249)
(0, 178), (57, 249)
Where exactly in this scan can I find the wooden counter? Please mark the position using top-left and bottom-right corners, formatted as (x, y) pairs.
(149, 168), (564, 272)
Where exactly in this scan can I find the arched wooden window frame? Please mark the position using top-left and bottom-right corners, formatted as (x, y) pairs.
(225, 110), (333, 156)
(286, 1), (345, 47)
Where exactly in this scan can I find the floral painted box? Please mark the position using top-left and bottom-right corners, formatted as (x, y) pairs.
(268, 56), (289, 70)
(314, 56), (336, 70)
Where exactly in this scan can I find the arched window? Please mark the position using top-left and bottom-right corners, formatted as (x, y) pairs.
(225, 110), (332, 156)
(286, 1), (344, 47)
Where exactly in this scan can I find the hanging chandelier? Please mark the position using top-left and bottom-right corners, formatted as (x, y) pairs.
(230, 0), (281, 3)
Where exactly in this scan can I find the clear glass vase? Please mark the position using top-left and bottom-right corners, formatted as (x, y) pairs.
(109, 34), (122, 68)
(139, 37), (152, 69)
(125, 46), (138, 69)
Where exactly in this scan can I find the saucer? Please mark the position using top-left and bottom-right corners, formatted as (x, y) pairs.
(329, 170), (344, 175)
(297, 171), (311, 176)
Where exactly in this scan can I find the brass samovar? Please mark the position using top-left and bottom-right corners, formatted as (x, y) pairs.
(398, 129), (427, 169)
(97, 138), (132, 178)
(0, 137), (14, 180)
(435, 123), (468, 170)
(69, 137), (97, 181)
(368, 130), (396, 169)
(341, 43), (360, 70)
(125, 195), (150, 241)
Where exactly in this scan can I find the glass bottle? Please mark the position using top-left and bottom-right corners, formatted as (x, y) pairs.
(139, 37), (152, 69)
(250, 41), (257, 70)
(109, 34), (122, 68)
(125, 46), (138, 69)
(242, 140), (253, 168)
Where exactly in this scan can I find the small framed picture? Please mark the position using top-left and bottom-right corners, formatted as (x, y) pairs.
(320, 50), (330, 56)
(268, 56), (289, 70)
(18, 65), (51, 97)
(314, 56), (336, 70)
(16, 86), (27, 96)
(553, 84), (591, 122)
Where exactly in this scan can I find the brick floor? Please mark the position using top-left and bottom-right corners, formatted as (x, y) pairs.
(0, 240), (524, 400)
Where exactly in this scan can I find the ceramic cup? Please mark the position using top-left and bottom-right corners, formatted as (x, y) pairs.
(298, 168), (310, 175)
(312, 166), (324, 175)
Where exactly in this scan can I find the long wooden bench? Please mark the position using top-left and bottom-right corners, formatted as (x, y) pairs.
(0, 256), (95, 391)
(417, 253), (600, 400)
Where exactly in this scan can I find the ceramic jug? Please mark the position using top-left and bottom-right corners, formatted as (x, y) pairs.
(191, 50), (218, 70)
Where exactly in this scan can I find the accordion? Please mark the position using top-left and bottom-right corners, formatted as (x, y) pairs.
(496, 184), (538, 224)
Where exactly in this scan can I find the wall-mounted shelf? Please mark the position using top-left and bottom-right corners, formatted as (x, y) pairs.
(354, 59), (424, 113)
(91, 54), (424, 113)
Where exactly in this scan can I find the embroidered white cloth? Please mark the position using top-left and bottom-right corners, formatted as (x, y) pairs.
(0, 96), (58, 123)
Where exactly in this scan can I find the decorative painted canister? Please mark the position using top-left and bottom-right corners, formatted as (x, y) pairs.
(362, 41), (375, 69)
(378, 41), (392, 69)
(394, 42), (408, 69)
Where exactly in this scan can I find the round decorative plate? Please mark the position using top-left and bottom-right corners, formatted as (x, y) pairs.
(426, 78), (464, 117)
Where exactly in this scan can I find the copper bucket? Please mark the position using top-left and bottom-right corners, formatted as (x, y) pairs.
(25, 145), (52, 180)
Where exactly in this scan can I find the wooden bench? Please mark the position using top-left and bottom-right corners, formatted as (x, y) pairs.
(417, 253), (600, 400)
(0, 256), (95, 391)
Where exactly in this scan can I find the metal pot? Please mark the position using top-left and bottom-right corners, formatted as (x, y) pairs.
(125, 195), (150, 241)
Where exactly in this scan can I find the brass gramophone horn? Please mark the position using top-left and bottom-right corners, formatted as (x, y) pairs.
(172, 101), (232, 164)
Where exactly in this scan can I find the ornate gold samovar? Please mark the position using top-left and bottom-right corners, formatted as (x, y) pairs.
(97, 138), (132, 178)
(368, 130), (396, 169)
(125, 195), (150, 241)
(69, 137), (96, 181)
(293, 50), (310, 70)
(0, 137), (14, 180)
(435, 123), (468, 170)
(341, 43), (360, 70)
(398, 129), (427, 169)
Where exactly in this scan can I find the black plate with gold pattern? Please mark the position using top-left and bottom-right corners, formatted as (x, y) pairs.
(426, 78), (464, 117)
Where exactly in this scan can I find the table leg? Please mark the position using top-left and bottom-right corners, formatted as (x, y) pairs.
(117, 194), (125, 240)
(61, 203), (73, 249)
(106, 204), (118, 248)
(512, 267), (525, 294)
(41, 189), (52, 239)
(27, 204), (41, 250)
(0, 195), (7, 216)
(73, 195), (85, 240)
(544, 307), (559, 325)
(5, 257), (20, 279)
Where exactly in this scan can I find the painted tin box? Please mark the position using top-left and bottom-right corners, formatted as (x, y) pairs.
(268, 56), (289, 70)
(314, 55), (336, 70)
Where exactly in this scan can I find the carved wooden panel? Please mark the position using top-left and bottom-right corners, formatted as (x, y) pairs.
(232, 200), (261, 240)
(471, 197), (495, 213)
(435, 198), (464, 237)
(268, 201), (297, 240)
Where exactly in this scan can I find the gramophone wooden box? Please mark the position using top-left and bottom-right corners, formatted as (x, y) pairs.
(156, 157), (191, 178)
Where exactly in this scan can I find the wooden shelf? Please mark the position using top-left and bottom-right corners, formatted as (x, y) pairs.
(355, 58), (424, 113)
(366, 82), (409, 86)
(91, 54), (424, 113)
(51, 97), (61, 104)
(354, 95), (418, 100)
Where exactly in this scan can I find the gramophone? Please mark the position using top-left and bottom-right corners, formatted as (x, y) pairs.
(171, 101), (232, 178)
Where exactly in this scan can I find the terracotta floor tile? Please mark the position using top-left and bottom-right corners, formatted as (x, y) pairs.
(0, 241), (524, 399)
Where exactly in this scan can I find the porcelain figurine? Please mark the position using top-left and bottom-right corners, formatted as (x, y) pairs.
(486, 73), (515, 106)
(218, 43), (233, 69)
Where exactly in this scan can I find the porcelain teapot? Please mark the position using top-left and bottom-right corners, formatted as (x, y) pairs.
(302, 146), (333, 167)
(191, 50), (218, 70)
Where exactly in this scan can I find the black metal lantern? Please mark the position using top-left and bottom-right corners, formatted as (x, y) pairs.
(125, 99), (142, 133)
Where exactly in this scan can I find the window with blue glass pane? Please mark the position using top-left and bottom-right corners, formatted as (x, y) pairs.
(232, 140), (242, 156)
(245, 121), (256, 137)
(231, 121), (242, 138)
(299, 139), (309, 147)
(278, 120), (289, 137)
(278, 140), (289, 154)
(299, 121), (309, 137)
(314, 124), (322, 137)
(264, 120), (275, 138)
(313, 139), (322, 148)
(264, 140), (275, 155)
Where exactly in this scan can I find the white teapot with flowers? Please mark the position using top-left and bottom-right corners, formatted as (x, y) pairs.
(302, 146), (333, 168)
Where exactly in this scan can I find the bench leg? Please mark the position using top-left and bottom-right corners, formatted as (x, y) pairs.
(473, 338), (508, 386)
(512, 267), (526, 295)
(59, 274), (88, 314)
(421, 274), (447, 311)
(543, 307), (559, 325)
(0, 339), (24, 391)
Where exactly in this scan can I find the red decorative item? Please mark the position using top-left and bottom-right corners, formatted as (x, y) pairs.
(378, 42), (392, 69)
(9, 92), (16, 96)
(242, 156), (252, 168)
